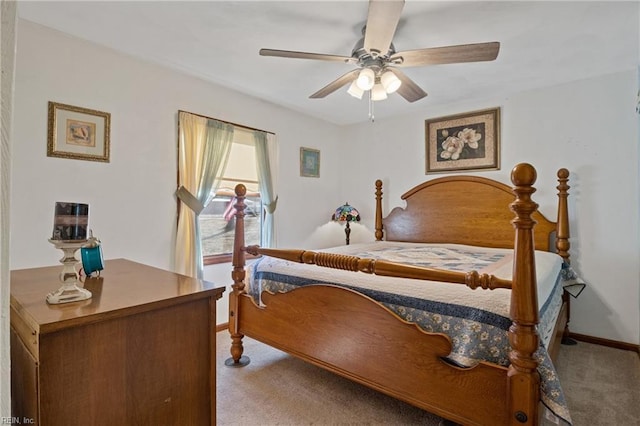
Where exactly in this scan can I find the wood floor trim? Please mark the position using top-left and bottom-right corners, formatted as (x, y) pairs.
(216, 322), (228, 333)
(567, 332), (640, 354)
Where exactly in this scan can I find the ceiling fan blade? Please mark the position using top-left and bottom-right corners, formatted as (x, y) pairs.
(260, 48), (356, 64)
(363, 0), (405, 56)
(388, 68), (427, 103)
(390, 42), (500, 67)
(309, 69), (361, 99)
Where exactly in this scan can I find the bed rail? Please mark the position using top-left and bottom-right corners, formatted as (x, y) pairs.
(244, 245), (513, 290)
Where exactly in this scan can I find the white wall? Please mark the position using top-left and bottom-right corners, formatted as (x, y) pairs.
(11, 20), (348, 331)
(343, 71), (640, 345)
(1, 0), (17, 417)
(11, 20), (343, 274)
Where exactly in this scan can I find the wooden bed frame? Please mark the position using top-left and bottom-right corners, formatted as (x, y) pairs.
(227, 163), (572, 426)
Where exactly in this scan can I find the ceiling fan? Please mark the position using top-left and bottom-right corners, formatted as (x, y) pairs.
(259, 0), (500, 103)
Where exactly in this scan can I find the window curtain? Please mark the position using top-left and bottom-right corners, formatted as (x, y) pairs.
(175, 111), (234, 278)
(254, 131), (278, 247)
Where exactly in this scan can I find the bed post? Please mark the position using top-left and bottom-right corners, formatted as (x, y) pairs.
(507, 163), (540, 426)
(225, 184), (250, 367)
(375, 180), (383, 241)
(555, 168), (577, 346)
(555, 168), (570, 263)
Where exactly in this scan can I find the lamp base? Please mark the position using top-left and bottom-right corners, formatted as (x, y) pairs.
(46, 284), (92, 304)
(47, 239), (92, 305)
(344, 221), (351, 245)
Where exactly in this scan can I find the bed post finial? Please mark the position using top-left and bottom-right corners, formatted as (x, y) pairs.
(225, 183), (250, 367)
(375, 180), (384, 241)
(507, 162), (540, 425)
(556, 168), (570, 264)
(510, 162), (537, 187)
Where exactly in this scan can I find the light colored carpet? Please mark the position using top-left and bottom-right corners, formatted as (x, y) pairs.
(554, 340), (640, 425)
(216, 331), (640, 425)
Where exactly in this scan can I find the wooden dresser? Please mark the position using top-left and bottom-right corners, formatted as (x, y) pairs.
(10, 258), (224, 426)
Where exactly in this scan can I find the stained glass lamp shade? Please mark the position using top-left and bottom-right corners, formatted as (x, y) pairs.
(332, 203), (360, 245)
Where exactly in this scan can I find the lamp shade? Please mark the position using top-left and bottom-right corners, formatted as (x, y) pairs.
(381, 70), (401, 93)
(332, 203), (360, 222)
(347, 80), (364, 99)
(356, 68), (375, 91)
(371, 83), (388, 101)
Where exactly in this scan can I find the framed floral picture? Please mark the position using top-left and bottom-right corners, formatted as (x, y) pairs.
(425, 107), (500, 174)
(300, 147), (320, 178)
(47, 101), (111, 162)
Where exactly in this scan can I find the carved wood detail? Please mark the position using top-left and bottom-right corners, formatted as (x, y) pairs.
(555, 168), (571, 264)
(228, 183), (248, 365)
(375, 179), (383, 241)
(507, 163), (541, 425)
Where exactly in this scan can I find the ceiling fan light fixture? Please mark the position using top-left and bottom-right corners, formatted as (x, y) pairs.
(347, 80), (364, 99)
(381, 70), (401, 94)
(371, 83), (388, 101)
(356, 68), (375, 91)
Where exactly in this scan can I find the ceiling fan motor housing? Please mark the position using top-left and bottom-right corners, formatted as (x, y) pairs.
(351, 30), (397, 71)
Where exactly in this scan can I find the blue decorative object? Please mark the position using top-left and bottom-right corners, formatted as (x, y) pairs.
(81, 231), (104, 277)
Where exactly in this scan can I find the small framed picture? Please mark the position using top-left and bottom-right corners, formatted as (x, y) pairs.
(47, 101), (111, 162)
(425, 107), (500, 174)
(300, 147), (320, 178)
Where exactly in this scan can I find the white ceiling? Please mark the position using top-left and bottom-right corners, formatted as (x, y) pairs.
(17, 1), (639, 125)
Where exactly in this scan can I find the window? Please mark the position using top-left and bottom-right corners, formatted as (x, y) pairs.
(199, 128), (262, 264)
(176, 110), (276, 278)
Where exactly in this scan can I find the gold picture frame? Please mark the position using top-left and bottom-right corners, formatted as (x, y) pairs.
(47, 101), (111, 162)
(300, 147), (320, 178)
(425, 107), (500, 174)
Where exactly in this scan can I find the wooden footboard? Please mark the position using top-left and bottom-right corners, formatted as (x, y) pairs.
(227, 163), (571, 426)
(234, 286), (509, 425)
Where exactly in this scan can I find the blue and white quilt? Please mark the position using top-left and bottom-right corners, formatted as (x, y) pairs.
(247, 241), (578, 425)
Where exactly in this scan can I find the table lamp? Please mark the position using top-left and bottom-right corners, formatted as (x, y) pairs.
(332, 202), (360, 245)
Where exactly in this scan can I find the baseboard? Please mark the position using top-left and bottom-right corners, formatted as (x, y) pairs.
(216, 322), (228, 332)
(567, 332), (640, 354)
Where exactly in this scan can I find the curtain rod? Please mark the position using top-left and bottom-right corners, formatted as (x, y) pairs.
(178, 109), (275, 135)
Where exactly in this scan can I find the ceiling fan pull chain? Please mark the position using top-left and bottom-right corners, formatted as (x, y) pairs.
(369, 92), (375, 122)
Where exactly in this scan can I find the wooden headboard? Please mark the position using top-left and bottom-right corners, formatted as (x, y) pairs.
(374, 164), (570, 254)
